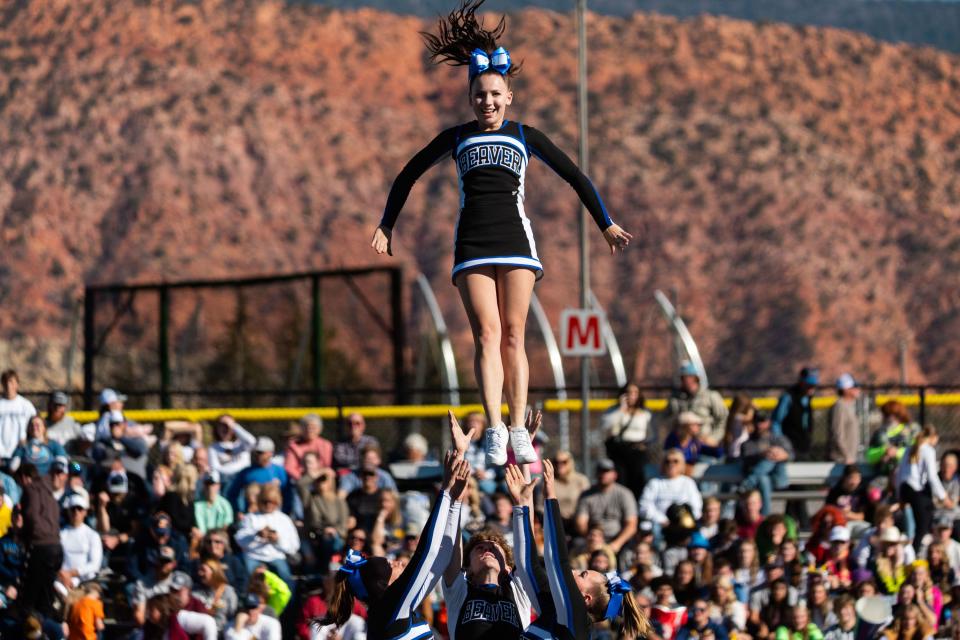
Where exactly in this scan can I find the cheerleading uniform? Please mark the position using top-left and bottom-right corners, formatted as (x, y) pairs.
(365, 490), (458, 640)
(513, 500), (590, 640)
(380, 120), (614, 283)
(442, 570), (534, 640)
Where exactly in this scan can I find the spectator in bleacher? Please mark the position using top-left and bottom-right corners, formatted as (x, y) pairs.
(735, 489), (764, 540)
(640, 449), (703, 542)
(822, 594), (857, 640)
(58, 493), (102, 589)
(774, 603), (823, 640)
(198, 529), (249, 596)
(370, 490), (405, 556)
(806, 505), (848, 566)
(346, 463), (386, 532)
(756, 514), (798, 562)
(740, 411), (794, 516)
(732, 539), (762, 600)
(208, 414), (257, 485)
(699, 496), (722, 540)
(575, 457), (638, 554)
(871, 526), (911, 595)
(302, 468), (348, 566)
(676, 597), (729, 640)
(826, 464), (870, 538)
(193, 558), (239, 633)
(226, 592), (281, 640)
(664, 412), (724, 472)
(95, 469), (144, 542)
(572, 524), (617, 572)
(770, 366), (819, 459)
(49, 456), (69, 504)
(155, 462), (199, 539)
(751, 576), (792, 639)
(882, 602), (932, 640)
(602, 382), (654, 495)
(128, 512), (189, 585)
(94, 387), (127, 440)
(17, 462), (63, 619)
(284, 414), (333, 481)
(226, 437), (293, 513)
(806, 579), (838, 631)
(332, 412), (379, 471)
(928, 514), (960, 570)
(553, 450), (590, 528)
(708, 576), (746, 634)
(935, 453), (960, 525)
(45, 390), (83, 448)
(235, 483), (300, 585)
(338, 444), (397, 496)
(666, 362), (729, 443)
(92, 410), (149, 481)
(0, 370), (36, 463)
(131, 544), (178, 625)
(195, 470), (234, 535)
(0, 506), (24, 596)
(898, 425), (951, 552)
(926, 540), (955, 597)
(866, 400), (920, 473)
(907, 560), (942, 628)
(9, 415), (66, 477)
(295, 451), (324, 501)
(722, 395), (755, 460)
(828, 374), (860, 464)
(824, 526), (856, 589)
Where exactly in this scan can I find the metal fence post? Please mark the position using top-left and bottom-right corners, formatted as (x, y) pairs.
(159, 286), (171, 409)
(311, 276), (323, 407)
(920, 385), (927, 426)
(83, 288), (96, 410)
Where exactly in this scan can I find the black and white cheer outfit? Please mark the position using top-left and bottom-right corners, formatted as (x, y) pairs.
(380, 120), (614, 282)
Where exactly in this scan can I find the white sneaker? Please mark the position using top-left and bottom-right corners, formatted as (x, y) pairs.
(510, 427), (539, 464)
(485, 423), (509, 467)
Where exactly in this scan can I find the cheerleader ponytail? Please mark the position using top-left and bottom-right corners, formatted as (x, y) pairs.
(313, 572), (353, 629)
(420, 0), (522, 83)
(619, 591), (653, 639)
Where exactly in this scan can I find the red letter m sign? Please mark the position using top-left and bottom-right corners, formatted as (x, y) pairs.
(560, 309), (607, 357)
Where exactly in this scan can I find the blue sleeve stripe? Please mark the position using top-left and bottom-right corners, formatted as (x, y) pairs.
(390, 491), (448, 621)
(588, 179), (613, 226)
(544, 502), (574, 630)
(522, 507), (539, 599)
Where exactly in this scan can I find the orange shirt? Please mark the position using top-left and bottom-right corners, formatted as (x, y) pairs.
(68, 596), (104, 640)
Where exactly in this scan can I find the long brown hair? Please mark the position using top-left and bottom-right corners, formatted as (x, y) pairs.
(420, 0), (522, 83)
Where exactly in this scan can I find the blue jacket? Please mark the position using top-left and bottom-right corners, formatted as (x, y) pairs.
(224, 463), (293, 513)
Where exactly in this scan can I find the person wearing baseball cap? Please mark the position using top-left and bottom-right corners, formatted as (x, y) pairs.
(195, 470), (234, 535)
(827, 373), (861, 464)
(45, 391), (84, 448)
(59, 493), (101, 588)
(666, 361), (729, 443)
(664, 411), (724, 468)
(770, 366), (820, 459)
(224, 436), (293, 513)
(231, 591), (280, 639)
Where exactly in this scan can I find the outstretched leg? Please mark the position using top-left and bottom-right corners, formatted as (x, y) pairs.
(496, 266), (538, 464)
(456, 266), (504, 427)
(495, 266), (536, 428)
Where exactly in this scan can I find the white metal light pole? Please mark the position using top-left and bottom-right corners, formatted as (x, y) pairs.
(576, 0), (591, 474)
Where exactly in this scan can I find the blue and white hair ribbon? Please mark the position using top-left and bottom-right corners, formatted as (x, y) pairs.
(468, 46), (512, 81)
(604, 572), (632, 621)
(339, 549), (369, 599)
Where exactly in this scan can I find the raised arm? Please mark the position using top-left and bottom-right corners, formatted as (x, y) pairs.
(524, 125), (632, 253)
(541, 459), (590, 634)
(506, 464), (547, 615)
(373, 127), (459, 255)
(443, 411), (478, 588)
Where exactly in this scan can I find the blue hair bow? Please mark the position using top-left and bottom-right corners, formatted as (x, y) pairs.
(604, 572), (632, 621)
(339, 549), (369, 599)
(469, 47), (511, 81)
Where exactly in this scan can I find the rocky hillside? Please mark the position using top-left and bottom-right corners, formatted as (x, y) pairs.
(2, 0), (960, 393)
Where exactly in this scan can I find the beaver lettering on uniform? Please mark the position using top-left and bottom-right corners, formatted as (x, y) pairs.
(460, 598), (521, 626)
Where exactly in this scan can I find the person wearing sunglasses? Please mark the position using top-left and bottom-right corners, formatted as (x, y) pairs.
(675, 598), (729, 640)
(639, 450), (704, 547)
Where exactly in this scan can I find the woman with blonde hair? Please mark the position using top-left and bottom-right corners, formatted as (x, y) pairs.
(883, 602), (934, 640)
(707, 576), (747, 633)
(898, 425), (953, 551)
(723, 395), (755, 460)
(192, 559), (238, 632)
(156, 463), (199, 539)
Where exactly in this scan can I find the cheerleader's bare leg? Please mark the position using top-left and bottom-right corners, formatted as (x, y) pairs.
(494, 266), (538, 463)
(456, 266), (505, 430)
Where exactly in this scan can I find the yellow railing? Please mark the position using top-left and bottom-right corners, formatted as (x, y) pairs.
(65, 392), (960, 424)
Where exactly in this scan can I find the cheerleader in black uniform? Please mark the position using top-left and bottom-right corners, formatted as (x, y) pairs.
(313, 449), (471, 640)
(437, 411), (542, 640)
(371, 0), (633, 469)
(505, 461), (651, 640)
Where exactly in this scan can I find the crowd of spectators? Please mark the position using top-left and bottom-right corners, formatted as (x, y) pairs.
(0, 364), (958, 640)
